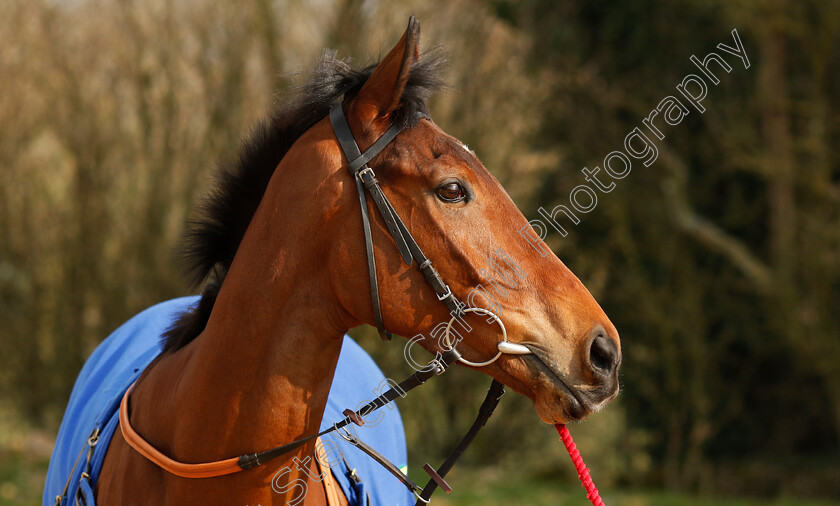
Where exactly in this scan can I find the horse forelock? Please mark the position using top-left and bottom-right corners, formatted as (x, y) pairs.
(162, 50), (447, 353)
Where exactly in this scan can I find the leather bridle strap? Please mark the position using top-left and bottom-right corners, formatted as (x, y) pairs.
(335, 429), (423, 495)
(330, 105), (405, 341)
(329, 105), (462, 340)
(119, 104), (506, 503)
(238, 348), (460, 471)
(414, 379), (506, 505)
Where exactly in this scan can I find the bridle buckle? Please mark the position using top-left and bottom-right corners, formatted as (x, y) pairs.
(355, 166), (374, 180)
(427, 357), (448, 376)
(436, 284), (452, 301)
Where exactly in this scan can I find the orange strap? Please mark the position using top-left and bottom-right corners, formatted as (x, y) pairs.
(120, 381), (346, 500)
(119, 382), (243, 478)
(315, 437), (342, 505)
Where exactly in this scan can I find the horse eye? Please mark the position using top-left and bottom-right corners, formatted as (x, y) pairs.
(437, 182), (466, 202)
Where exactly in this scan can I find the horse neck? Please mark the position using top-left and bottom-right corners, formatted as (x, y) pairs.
(133, 147), (352, 467)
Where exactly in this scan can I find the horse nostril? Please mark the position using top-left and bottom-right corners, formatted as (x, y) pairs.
(589, 333), (618, 375)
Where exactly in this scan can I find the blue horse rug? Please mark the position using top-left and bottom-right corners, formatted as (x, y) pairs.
(43, 296), (414, 505)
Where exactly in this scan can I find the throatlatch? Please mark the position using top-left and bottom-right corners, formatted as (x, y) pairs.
(119, 103), (523, 504)
(329, 105), (461, 342)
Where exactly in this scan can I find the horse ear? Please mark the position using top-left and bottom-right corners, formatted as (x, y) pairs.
(352, 16), (420, 125)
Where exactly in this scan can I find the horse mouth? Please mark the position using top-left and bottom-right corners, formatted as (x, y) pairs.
(524, 351), (591, 421)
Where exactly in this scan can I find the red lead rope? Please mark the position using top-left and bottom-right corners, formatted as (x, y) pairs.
(555, 424), (605, 506)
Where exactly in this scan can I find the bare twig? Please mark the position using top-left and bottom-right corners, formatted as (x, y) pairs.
(659, 147), (773, 292)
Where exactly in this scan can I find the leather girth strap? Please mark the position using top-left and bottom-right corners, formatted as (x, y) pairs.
(314, 438), (342, 506)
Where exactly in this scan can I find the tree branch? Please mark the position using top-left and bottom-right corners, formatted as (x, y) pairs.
(659, 147), (774, 292)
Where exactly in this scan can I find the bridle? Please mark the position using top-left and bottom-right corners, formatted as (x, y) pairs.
(329, 104), (531, 361)
(118, 102), (534, 504)
(329, 104), (458, 342)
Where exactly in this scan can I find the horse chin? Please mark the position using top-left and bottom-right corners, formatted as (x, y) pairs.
(533, 390), (591, 424)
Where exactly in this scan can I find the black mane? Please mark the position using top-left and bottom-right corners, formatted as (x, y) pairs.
(162, 51), (446, 353)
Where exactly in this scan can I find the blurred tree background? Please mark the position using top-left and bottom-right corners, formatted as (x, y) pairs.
(1, 0), (839, 504)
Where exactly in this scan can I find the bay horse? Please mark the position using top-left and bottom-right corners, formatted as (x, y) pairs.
(44, 17), (620, 506)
